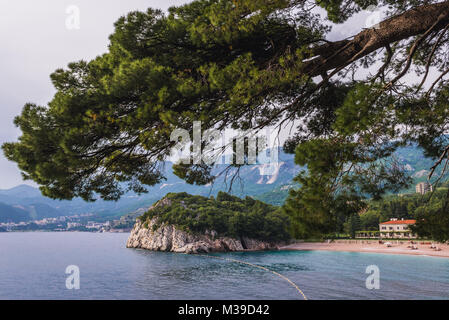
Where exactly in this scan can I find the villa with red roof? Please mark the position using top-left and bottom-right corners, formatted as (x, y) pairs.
(379, 219), (417, 239)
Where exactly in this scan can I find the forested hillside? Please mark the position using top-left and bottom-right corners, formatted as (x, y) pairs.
(139, 192), (291, 241)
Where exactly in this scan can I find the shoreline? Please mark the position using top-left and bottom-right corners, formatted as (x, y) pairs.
(3, 231), (449, 258)
(280, 241), (449, 258)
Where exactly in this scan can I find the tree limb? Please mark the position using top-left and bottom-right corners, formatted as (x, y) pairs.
(301, 1), (449, 78)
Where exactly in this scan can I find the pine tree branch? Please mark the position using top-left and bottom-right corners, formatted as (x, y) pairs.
(301, 1), (449, 78)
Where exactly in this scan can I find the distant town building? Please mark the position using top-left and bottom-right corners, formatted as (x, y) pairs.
(67, 222), (81, 229)
(416, 182), (433, 195)
(86, 222), (103, 229)
(379, 219), (417, 239)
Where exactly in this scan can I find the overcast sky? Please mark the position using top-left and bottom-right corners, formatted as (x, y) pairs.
(0, 1), (377, 189)
(0, 0), (190, 189)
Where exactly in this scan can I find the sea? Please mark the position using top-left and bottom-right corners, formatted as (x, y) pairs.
(1, 232), (449, 300)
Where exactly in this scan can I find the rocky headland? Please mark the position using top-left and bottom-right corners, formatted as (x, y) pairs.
(126, 195), (286, 254)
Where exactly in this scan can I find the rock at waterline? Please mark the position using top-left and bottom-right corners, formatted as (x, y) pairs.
(126, 196), (284, 254)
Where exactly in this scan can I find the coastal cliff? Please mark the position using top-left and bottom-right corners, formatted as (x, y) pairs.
(126, 193), (288, 254)
(126, 218), (281, 253)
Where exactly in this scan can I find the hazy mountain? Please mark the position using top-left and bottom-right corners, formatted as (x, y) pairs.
(0, 202), (30, 223)
(256, 144), (447, 205)
(0, 144), (444, 222)
(0, 200), (64, 223)
(0, 149), (299, 222)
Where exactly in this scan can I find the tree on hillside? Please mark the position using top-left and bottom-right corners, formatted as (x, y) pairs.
(3, 0), (449, 237)
(344, 213), (361, 238)
(360, 210), (381, 231)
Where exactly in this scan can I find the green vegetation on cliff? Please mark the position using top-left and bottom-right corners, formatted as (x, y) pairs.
(139, 192), (290, 242)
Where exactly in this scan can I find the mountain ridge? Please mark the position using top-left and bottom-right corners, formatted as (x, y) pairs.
(0, 145), (444, 222)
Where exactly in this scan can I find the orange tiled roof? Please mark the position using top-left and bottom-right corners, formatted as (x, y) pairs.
(380, 220), (416, 225)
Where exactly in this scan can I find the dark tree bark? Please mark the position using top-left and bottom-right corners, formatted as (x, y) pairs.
(302, 1), (449, 77)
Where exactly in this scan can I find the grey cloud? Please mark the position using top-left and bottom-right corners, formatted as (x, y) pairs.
(0, 0), (188, 189)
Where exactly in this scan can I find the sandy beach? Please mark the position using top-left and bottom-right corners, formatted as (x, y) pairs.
(281, 240), (449, 258)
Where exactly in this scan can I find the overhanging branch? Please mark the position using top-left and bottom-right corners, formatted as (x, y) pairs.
(301, 1), (449, 78)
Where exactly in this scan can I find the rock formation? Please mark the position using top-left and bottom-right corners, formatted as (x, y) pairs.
(126, 198), (282, 254)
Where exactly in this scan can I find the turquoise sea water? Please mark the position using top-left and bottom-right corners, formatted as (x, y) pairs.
(1, 232), (449, 300)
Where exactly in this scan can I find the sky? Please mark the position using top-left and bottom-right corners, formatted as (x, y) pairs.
(0, 1), (379, 190)
(0, 0), (189, 189)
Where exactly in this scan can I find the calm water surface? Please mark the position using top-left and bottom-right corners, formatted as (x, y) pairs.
(1, 232), (449, 300)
